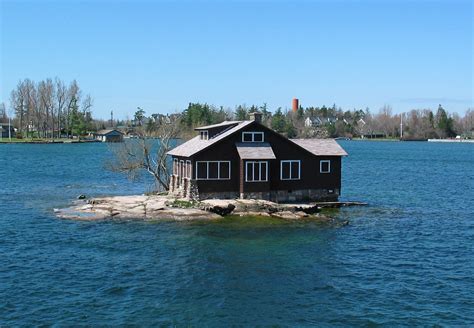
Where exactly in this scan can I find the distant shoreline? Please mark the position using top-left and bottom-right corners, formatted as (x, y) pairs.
(2, 137), (473, 144)
(0, 139), (101, 144)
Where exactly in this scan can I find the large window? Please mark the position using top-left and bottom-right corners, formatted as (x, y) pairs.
(320, 160), (331, 173)
(196, 161), (231, 180)
(280, 160), (301, 180)
(242, 131), (264, 142)
(246, 161), (268, 182)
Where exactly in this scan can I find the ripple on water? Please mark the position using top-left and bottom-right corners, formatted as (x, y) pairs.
(1, 142), (474, 325)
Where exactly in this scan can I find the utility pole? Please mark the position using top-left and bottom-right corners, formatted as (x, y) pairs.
(110, 110), (114, 128)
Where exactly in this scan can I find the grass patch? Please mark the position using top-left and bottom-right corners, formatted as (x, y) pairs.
(171, 199), (199, 208)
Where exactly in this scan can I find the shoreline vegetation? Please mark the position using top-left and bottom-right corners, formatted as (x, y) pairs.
(4, 137), (474, 144)
(55, 194), (367, 223)
(2, 78), (473, 143)
(0, 137), (101, 144)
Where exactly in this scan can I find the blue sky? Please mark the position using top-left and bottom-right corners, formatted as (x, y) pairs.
(1, 0), (472, 119)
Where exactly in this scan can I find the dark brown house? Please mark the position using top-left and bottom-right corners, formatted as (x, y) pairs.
(167, 113), (347, 202)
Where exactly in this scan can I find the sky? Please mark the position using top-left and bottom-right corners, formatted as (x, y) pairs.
(1, 0), (473, 119)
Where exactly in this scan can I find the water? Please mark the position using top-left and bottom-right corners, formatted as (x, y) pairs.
(1, 141), (473, 326)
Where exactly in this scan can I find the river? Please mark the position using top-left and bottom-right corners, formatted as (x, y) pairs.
(0, 141), (473, 325)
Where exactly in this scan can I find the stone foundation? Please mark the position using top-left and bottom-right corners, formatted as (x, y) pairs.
(269, 188), (339, 202)
(170, 176), (339, 202)
(169, 175), (196, 200)
(199, 188), (339, 203)
(198, 191), (240, 200)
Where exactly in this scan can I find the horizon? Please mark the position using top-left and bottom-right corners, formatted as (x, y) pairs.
(1, 0), (473, 120)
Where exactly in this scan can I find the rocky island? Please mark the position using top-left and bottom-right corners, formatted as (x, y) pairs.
(55, 194), (366, 223)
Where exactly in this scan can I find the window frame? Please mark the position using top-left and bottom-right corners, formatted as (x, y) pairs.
(185, 160), (192, 178)
(280, 160), (301, 180)
(320, 160), (331, 174)
(245, 161), (268, 182)
(173, 158), (179, 175)
(195, 161), (231, 180)
(242, 131), (264, 143)
(200, 130), (209, 140)
(179, 160), (184, 178)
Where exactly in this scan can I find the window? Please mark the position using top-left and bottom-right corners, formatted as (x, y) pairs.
(242, 131), (264, 142)
(179, 160), (184, 178)
(186, 160), (192, 178)
(195, 161), (231, 180)
(281, 160), (301, 180)
(200, 131), (208, 140)
(173, 158), (179, 175)
(320, 160), (331, 173)
(246, 161), (268, 182)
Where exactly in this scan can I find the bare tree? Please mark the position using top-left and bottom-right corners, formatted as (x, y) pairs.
(10, 80), (27, 134)
(38, 79), (54, 138)
(0, 103), (7, 123)
(55, 78), (68, 138)
(106, 118), (181, 191)
(65, 80), (81, 138)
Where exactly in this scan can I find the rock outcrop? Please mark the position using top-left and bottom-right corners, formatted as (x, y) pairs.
(55, 194), (351, 222)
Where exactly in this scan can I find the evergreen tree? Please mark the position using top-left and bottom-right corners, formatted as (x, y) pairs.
(235, 105), (248, 120)
(271, 108), (285, 132)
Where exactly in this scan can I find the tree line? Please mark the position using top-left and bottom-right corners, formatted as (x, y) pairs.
(3, 84), (473, 140)
(6, 78), (95, 139)
(178, 102), (474, 140)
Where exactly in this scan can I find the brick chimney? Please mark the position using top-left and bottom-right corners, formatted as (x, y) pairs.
(292, 98), (299, 112)
(249, 112), (262, 123)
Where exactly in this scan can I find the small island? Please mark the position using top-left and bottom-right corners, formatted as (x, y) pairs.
(55, 193), (366, 222)
(56, 113), (368, 222)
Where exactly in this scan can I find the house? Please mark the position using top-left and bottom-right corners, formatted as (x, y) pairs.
(167, 112), (348, 202)
(304, 117), (323, 127)
(94, 129), (124, 142)
(0, 123), (15, 138)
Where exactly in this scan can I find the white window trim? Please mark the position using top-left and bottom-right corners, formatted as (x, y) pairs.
(280, 160), (301, 180)
(320, 160), (331, 174)
(195, 161), (231, 180)
(200, 131), (209, 140)
(179, 160), (184, 178)
(173, 158), (179, 175)
(242, 131), (264, 142)
(245, 161), (268, 182)
(185, 160), (192, 178)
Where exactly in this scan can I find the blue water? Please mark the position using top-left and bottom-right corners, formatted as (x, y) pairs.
(1, 141), (473, 326)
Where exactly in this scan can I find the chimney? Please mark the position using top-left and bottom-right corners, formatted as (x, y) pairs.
(249, 112), (262, 123)
(292, 98), (299, 112)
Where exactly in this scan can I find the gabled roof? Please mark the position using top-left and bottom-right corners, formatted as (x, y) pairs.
(236, 142), (276, 159)
(290, 139), (348, 156)
(194, 121), (240, 130)
(95, 129), (124, 135)
(168, 121), (254, 157)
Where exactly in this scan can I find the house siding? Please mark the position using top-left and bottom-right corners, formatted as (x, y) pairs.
(170, 121), (344, 202)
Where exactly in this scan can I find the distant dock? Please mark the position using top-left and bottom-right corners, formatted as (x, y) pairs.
(427, 139), (474, 143)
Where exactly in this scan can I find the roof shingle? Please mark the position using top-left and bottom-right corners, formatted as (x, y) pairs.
(235, 142), (276, 159)
(290, 138), (348, 156)
(167, 121), (253, 157)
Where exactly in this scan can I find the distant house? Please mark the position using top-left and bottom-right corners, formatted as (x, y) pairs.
(94, 129), (124, 142)
(0, 123), (15, 138)
(362, 131), (386, 139)
(304, 117), (323, 127)
(326, 117), (337, 125)
(167, 112), (348, 202)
